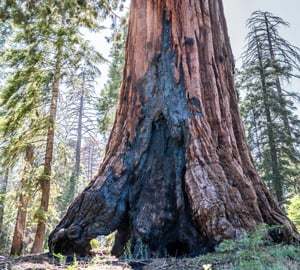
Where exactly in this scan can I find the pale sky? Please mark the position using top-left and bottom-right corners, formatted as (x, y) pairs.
(223, 0), (300, 65)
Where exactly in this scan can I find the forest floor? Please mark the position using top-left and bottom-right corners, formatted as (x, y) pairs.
(1, 242), (300, 270)
(0, 252), (222, 270)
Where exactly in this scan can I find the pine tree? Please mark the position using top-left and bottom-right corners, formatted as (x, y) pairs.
(239, 11), (300, 202)
(0, 0), (106, 253)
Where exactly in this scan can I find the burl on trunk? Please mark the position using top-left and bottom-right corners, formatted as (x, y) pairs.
(49, 0), (299, 257)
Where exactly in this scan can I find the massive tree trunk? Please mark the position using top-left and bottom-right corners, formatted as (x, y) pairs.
(49, 0), (299, 257)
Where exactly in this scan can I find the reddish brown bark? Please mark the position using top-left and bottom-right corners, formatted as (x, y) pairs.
(49, 0), (299, 258)
(10, 145), (34, 256)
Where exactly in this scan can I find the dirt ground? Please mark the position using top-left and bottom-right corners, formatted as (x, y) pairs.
(0, 253), (131, 270)
(0, 253), (212, 270)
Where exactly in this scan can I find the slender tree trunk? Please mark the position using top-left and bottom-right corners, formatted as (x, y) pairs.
(31, 43), (62, 254)
(75, 85), (84, 179)
(10, 145), (34, 256)
(0, 169), (9, 246)
(76, 99), (83, 175)
(69, 85), (84, 202)
(49, 0), (299, 258)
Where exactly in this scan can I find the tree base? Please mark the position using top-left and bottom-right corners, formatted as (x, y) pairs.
(48, 0), (300, 258)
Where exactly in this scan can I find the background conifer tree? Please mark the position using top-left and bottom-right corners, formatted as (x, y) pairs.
(238, 11), (300, 202)
(0, 0), (108, 253)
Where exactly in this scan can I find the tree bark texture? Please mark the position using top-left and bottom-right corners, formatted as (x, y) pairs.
(0, 169), (9, 247)
(49, 0), (299, 257)
(10, 145), (34, 256)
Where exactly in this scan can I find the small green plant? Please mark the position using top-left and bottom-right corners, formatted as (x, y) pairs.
(53, 252), (66, 265)
(123, 239), (150, 261)
(194, 224), (300, 269)
(90, 238), (100, 249)
(134, 239), (150, 260)
(269, 244), (300, 261)
(215, 238), (239, 253)
(216, 224), (269, 254)
(124, 241), (133, 261)
(233, 258), (267, 270)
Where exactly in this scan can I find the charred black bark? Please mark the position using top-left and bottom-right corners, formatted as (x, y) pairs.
(49, 10), (207, 258)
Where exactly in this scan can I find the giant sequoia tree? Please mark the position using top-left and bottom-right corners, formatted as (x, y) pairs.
(49, 0), (300, 257)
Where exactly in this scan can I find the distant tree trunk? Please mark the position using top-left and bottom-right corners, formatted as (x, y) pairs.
(84, 138), (96, 181)
(75, 87), (84, 179)
(0, 169), (9, 246)
(266, 40), (290, 202)
(49, 0), (299, 257)
(69, 85), (84, 203)
(31, 43), (62, 254)
(10, 145), (34, 256)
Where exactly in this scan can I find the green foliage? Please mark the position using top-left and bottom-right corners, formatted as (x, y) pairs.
(195, 225), (300, 270)
(53, 252), (67, 265)
(90, 238), (101, 249)
(33, 207), (47, 222)
(124, 239), (150, 261)
(0, 0), (107, 254)
(133, 239), (150, 260)
(123, 241), (134, 261)
(286, 195), (300, 231)
(54, 140), (84, 215)
(216, 224), (268, 254)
